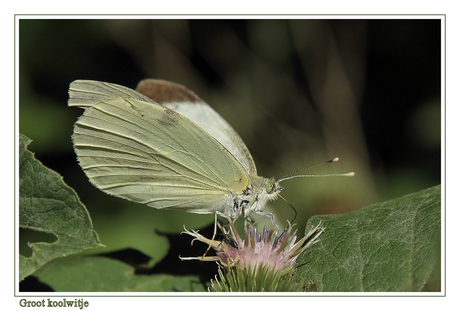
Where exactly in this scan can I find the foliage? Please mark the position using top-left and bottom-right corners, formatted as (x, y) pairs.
(297, 185), (441, 291)
(19, 134), (102, 281)
(33, 256), (205, 292)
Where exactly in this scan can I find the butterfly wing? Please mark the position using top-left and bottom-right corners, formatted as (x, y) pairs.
(162, 101), (257, 176)
(69, 79), (257, 175)
(68, 80), (154, 108)
(71, 96), (250, 214)
(135, 79), (257, 175)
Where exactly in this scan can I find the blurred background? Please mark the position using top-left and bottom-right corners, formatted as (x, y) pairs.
(18, 19), (441, 269)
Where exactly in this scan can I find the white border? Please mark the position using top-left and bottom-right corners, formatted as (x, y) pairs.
(6, 11), (451, 311)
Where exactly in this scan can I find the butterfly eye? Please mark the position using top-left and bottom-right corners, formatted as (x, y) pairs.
(266, 180), (277, 194)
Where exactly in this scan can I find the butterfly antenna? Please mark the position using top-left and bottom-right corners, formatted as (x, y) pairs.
(278, 157), (355, 183)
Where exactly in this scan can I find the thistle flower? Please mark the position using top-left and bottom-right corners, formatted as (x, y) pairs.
(180, 220), (325, 292)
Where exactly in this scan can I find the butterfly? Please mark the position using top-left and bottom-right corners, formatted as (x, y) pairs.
(68, 79), (354, 221)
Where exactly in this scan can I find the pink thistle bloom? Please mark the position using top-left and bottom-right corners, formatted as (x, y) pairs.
(181, 221), (325, 292)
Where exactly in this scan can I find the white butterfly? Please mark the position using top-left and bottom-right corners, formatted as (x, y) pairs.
(68, 79), (353, 221)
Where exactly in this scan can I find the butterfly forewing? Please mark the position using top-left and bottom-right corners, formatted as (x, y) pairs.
(161, 101), (257, 175)
(68, 80), (154, 108)
(69, 80), (257, 175)
(73, 97), (250, 213)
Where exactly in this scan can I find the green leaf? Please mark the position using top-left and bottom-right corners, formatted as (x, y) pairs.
(19, 134), (103, 281)
(297, 185), (441, 292)
(33, 256), (206, 292)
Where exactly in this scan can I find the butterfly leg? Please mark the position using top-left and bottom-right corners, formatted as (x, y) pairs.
(200, 212), (218, 260)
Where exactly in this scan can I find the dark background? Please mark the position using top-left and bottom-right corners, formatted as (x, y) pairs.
(19, 19), (441, 271)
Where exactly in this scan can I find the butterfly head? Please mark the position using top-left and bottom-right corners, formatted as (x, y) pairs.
(265, 178), (283, 201)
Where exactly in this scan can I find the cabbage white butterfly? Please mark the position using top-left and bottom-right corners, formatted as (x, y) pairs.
(68, 79), (353, 221)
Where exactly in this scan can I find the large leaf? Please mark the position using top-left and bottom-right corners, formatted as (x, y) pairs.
(33, 255), (206, 292)
(19, 134), (103, 281)
(297, 185), (441, 292)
